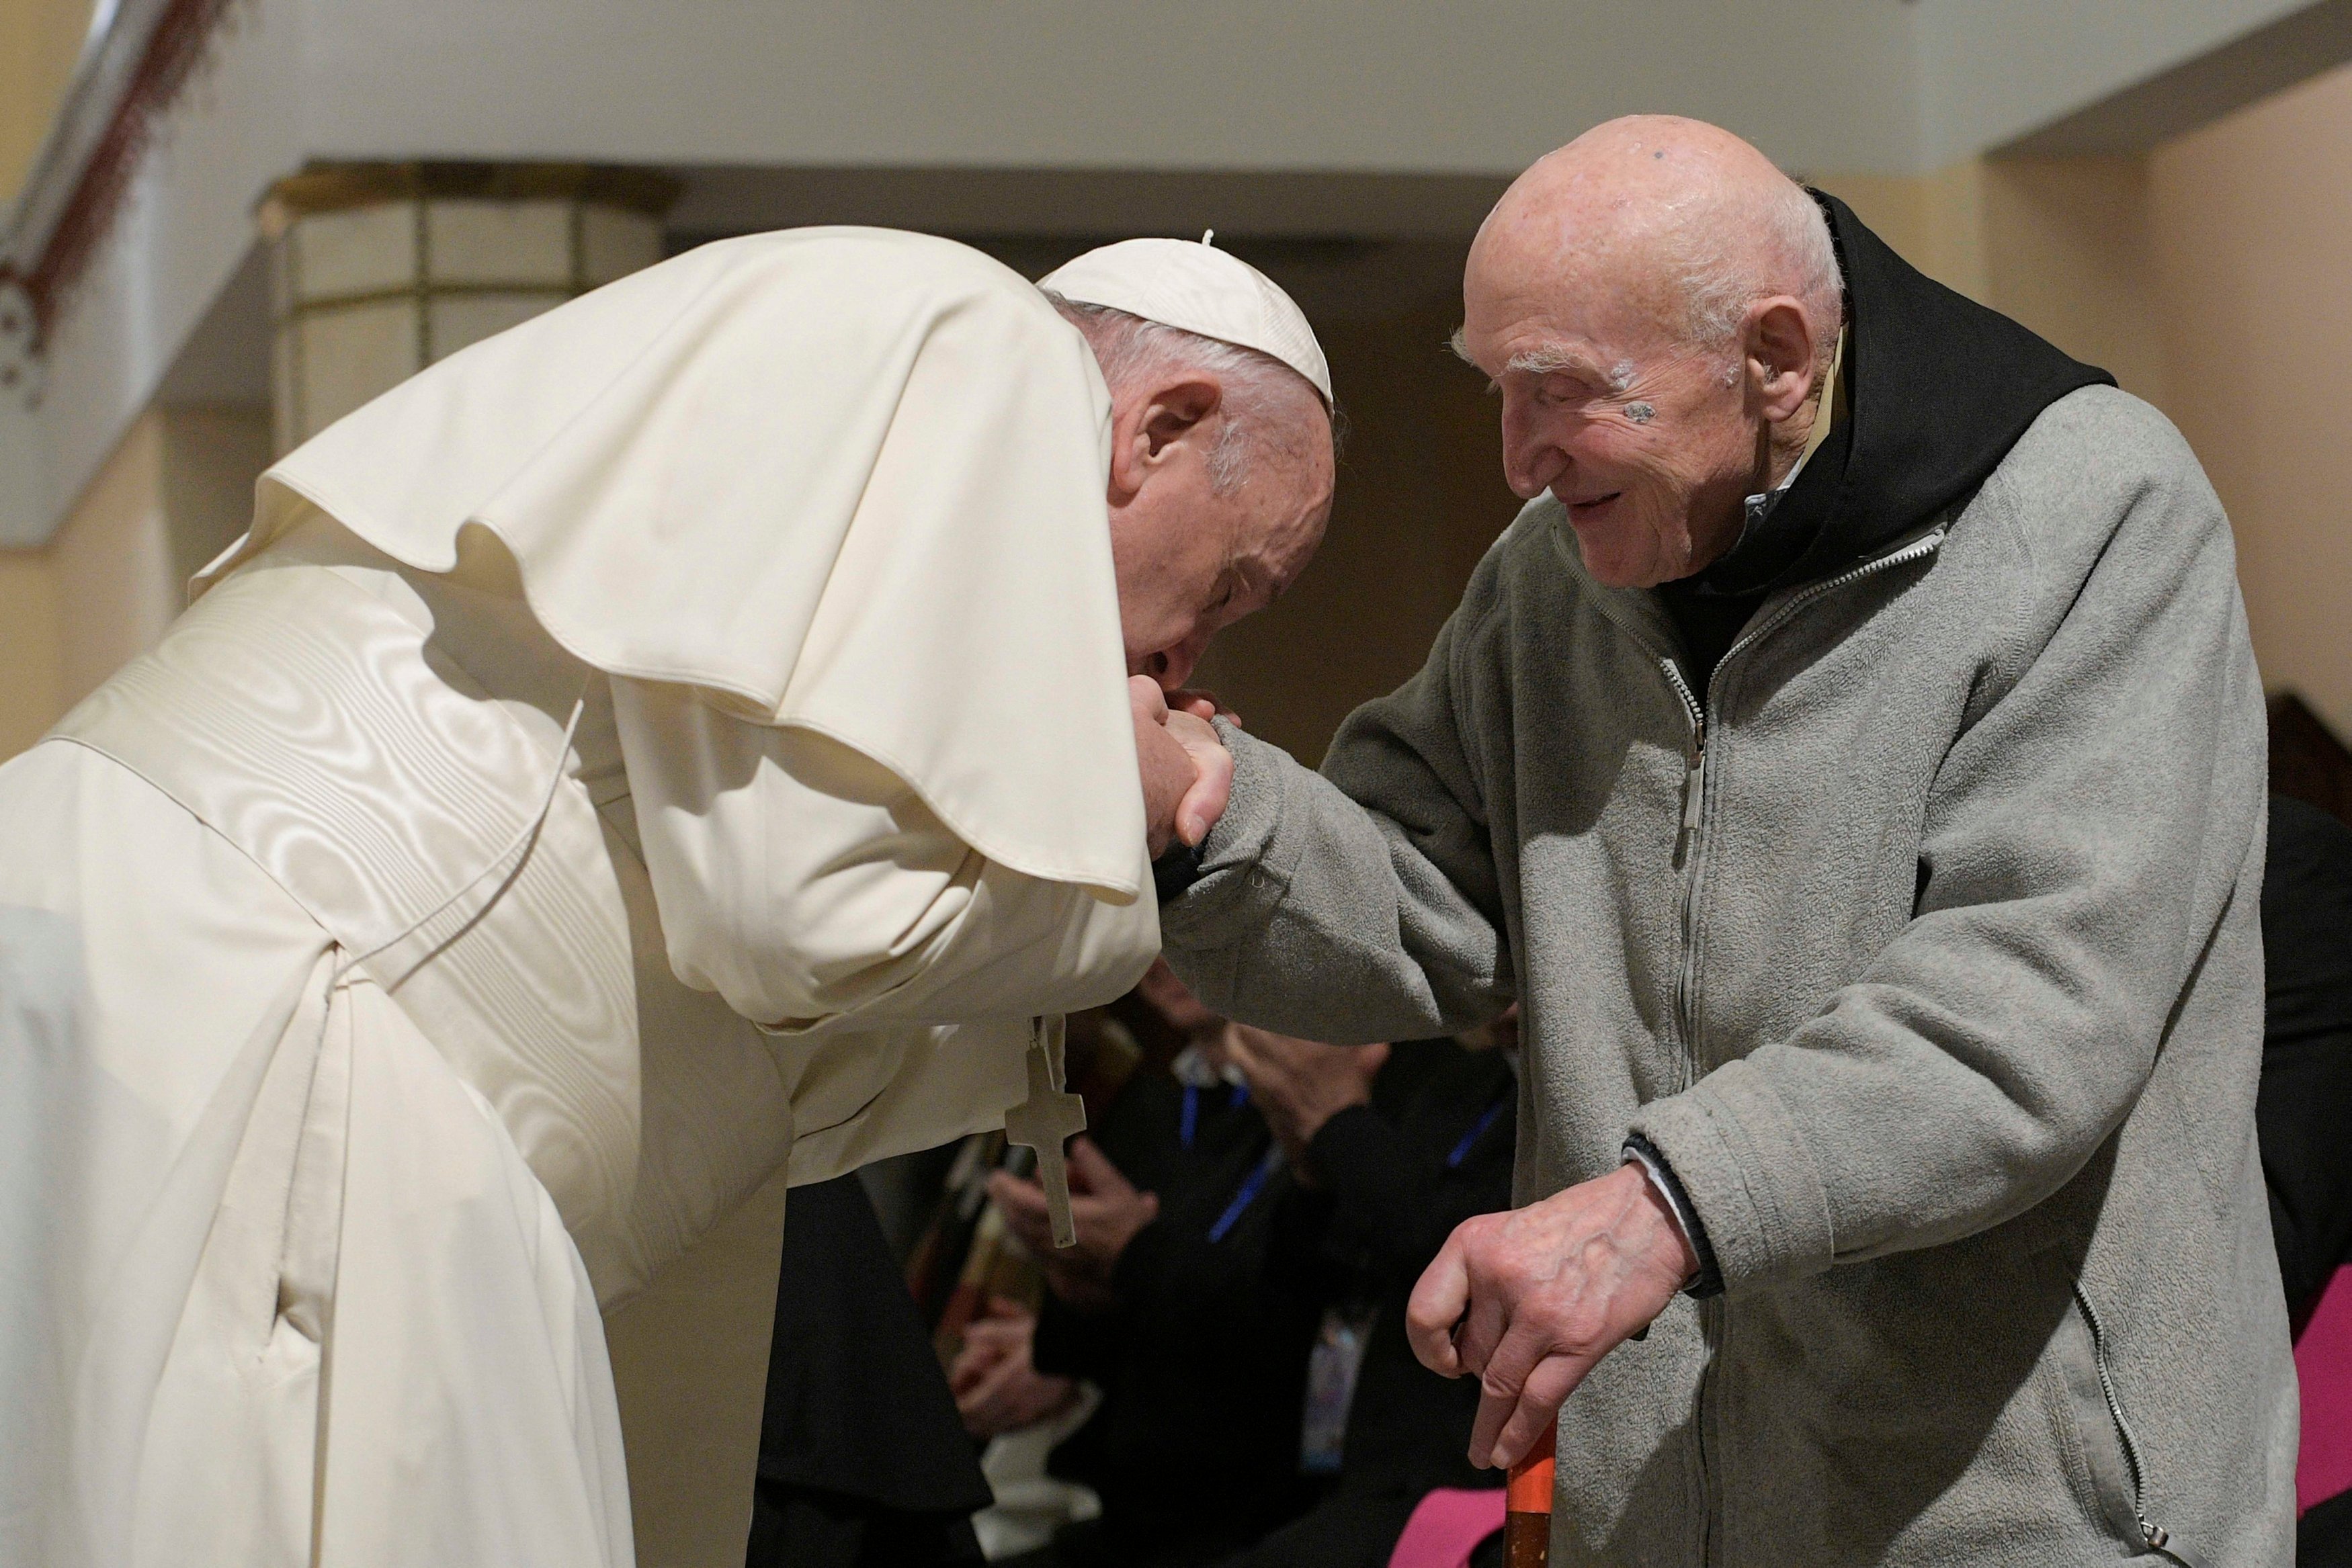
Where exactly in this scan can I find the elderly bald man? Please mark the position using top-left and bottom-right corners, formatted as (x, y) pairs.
(1147, 117), (2288, 1565)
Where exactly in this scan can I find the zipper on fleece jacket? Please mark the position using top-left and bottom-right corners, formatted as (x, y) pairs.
(1659, 656), (1708, 1081)
(1638, 521), (1951, 1568)
(1655, 652), (1716, 1567)
(2070, 1284), (2204, 1568)
(1653, 522), (1949, 1067)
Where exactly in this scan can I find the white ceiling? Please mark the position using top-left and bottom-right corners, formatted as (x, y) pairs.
(2, 0), (2339, 546)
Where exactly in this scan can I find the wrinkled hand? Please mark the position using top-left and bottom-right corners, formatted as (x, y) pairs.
(1131, 677), (1233, 858)
(989, 1137), (1160, 1311)
(1406, 1164), (1697, 1471)
(949, 1297), (1079, 1438)
(1222, 1023), (1387, 1180)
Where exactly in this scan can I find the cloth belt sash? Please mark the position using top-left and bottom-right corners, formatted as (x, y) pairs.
(50, 558), (803, 1305)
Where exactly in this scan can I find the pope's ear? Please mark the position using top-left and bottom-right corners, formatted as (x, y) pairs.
(1140, 376), (1222, 460)
(1108, 376), (1222, 498)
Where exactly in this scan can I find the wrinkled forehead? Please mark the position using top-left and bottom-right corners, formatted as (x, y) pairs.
(1461, 274), (1683, 380)
(1463, 188), (1695, 365)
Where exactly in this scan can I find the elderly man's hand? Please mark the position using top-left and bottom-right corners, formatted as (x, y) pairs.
(1132, 676), (1233, 857)
(989, 1137), (1159, 1311)
(1406, 1164), (1697, 1471)
(1222, 1023), (1388, 1180)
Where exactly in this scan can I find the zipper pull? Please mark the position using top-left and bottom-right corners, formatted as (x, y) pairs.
(1674, 718), (1706, 865)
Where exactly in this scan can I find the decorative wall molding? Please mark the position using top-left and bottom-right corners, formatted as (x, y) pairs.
(261, 161), (675, 451)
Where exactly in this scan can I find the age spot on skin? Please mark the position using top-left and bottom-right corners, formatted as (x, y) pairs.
(1625, 402), (1654, 424)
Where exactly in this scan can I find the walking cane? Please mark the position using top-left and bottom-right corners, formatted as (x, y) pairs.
(1504, 1420), (1556, 1567)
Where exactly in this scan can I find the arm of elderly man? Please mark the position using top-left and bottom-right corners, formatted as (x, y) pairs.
(1157, 390), (2269, 1467)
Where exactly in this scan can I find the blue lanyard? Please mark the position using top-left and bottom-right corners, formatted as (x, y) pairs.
(1445, 1095), (1511, 1170)
(1208, 1145), (1284, 1243)
(1179, 1080), (1249, 1151)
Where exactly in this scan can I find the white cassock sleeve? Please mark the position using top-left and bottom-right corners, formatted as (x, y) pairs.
(612, 677), (1158, 1033)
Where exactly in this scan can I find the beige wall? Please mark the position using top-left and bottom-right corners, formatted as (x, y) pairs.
(1814, 157), (2169, 404)
(48, 412), (180, 714)
(0, 404), (270, 759)
(2149, 61), (2352, 742)
(0, 549), (59, 756)
(0, 0), (95, 200)
(1817, 141), (2352, 750)
(1981, 157), (2170, 406)
(1, 0), (103, 758)
(1814, 163), (1992, 305)
(159, 406), (274, 587)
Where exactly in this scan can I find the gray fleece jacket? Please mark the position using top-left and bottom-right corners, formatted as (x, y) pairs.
(1160, 380), (2295, 1567)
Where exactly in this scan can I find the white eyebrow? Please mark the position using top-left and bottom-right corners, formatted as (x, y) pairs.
(1506, 345), (1636, 394)
(1450, 328), (1638, 396)
(1453, 327), (1636, 395)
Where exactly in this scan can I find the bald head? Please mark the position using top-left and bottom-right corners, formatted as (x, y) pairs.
(1470, 116), (1839, 365)
(1456, 116), (1844, 588)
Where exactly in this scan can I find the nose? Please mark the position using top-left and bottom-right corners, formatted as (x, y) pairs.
(1148, 629), (1212, 693)
(1500, 394), (1565, 501)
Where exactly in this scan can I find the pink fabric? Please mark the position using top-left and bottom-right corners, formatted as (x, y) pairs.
(2300, 1266), (2352, 1514)
(1388, 1487), (1509, 1568)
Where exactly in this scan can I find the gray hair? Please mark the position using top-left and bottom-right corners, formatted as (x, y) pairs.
(1676, 180), (1843, 374)
(1046, 294), (1329, 494)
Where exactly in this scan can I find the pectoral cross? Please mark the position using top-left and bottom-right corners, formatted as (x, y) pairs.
(1003, 1014), (1088, 1248)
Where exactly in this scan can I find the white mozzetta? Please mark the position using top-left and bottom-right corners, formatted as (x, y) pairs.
(233, 226), (1148, 901)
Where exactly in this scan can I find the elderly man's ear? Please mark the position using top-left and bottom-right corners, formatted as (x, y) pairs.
(1743, 297), (1824, 426)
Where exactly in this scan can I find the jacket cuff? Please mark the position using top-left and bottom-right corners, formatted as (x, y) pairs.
(1151, 840), (1206, 902)
(1626, 1058), (1837, 1291)
(1156, 722), (1293, 941)
(1621, 1133), (1722, 1299)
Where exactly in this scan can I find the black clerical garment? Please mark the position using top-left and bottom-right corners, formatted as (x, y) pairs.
(2259, 792), (2352, 1330)
(1033, 1072), (1330, 1568)
(1224, 1039), (1517, 1568)
(1655, 189), (2112, 703)
(747, 1173), (991, 1568)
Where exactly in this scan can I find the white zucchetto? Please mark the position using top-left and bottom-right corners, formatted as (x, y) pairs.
(1040, 236), (1333, 406)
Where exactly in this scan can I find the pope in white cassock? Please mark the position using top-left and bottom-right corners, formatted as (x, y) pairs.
(0, 229), (1335, 1568)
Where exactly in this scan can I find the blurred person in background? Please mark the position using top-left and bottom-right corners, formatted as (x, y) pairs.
(973, 961), (1331, 1568)
(2259, 791), (2352, 1565)
(748, 1174), (992, 1568)
(962, 967), (1523, 1568)
(1217, 1012), (1516, 1568)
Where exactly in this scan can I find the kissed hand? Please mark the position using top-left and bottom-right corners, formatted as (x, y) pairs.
(1131, 676), (1233, 858)
(1404, 1162), (1697, 1471)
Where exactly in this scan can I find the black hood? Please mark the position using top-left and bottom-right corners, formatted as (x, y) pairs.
(1688, 191), (2115, 599)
